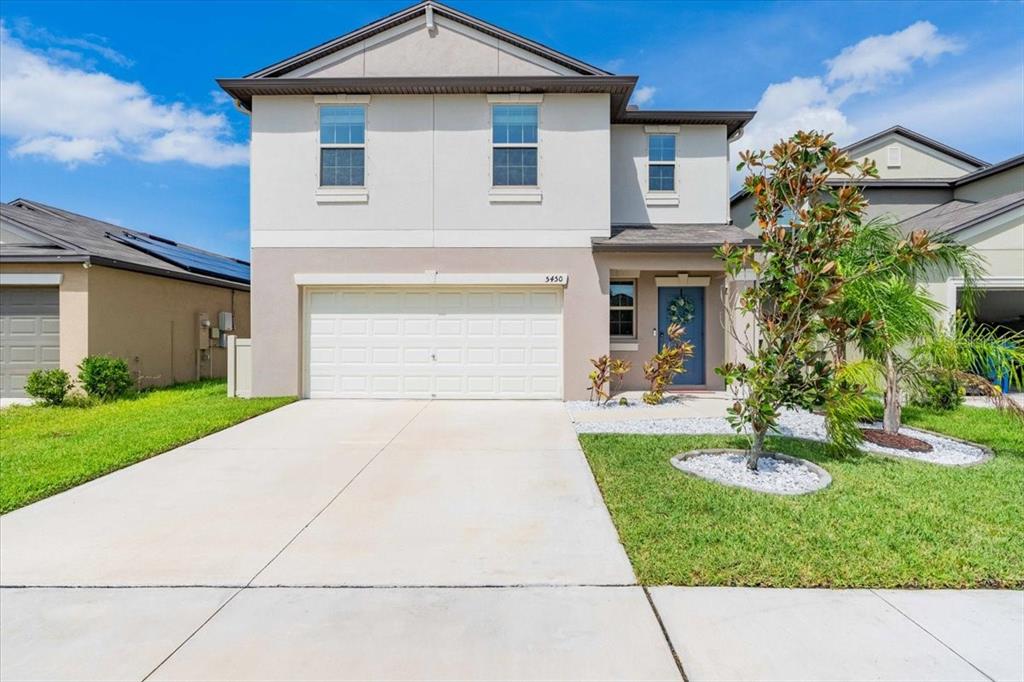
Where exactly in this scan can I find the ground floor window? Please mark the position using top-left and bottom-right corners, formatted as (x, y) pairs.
(610, 280), (636, 338)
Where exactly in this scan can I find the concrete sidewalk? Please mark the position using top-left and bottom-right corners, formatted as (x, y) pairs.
(651, 587), (1023, 682)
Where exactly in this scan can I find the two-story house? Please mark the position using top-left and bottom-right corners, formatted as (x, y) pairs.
(733, 126), (1024, 334)
(219, 0), (756, 400)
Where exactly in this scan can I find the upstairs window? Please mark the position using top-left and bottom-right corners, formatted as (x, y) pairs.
(648, 134), (676, 191)
(492, 104), (538, 186)
(320, 105), (365, 187)
(610, 280), (636, 338)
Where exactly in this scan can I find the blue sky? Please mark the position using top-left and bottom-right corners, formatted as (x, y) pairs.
(1, 0), (1021, 260)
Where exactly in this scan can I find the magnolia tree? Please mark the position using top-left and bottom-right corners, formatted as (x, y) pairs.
(716, 131), (877, 469)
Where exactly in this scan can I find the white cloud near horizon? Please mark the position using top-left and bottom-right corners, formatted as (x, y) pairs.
(734, 21), (976, 184)
(631, 85), (657, 106)
(0, 22), (248, 168)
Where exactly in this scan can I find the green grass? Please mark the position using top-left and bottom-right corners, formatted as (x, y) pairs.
(0, 380), (294, 513)
(579, 406), (1024, 588)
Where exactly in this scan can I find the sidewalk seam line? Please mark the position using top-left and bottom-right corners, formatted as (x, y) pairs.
(870, 589), (995, 682)
(140, 400), (433, 681)
(643, 586), (688, 682)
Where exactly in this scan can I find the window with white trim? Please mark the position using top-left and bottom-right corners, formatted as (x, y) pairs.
(319, 105), (365, 186)
(492, 104), (538, 186)
(610, 280), (636, 338)
(648, 134), (676, 191)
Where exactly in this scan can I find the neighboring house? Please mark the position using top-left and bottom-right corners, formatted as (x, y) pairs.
(0, 200), (251, 399)
(218, 0), (757, 400)
(732, 126), (1024, 332)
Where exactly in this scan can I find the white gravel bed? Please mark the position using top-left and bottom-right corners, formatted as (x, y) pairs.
(672, 451), (830, 495)
(574, 410), (989, 466)
(566, 397), (687, 412)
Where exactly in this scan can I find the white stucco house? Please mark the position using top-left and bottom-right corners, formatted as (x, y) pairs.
(219, 0), (759, 400)
(733, 126), (1024, 333)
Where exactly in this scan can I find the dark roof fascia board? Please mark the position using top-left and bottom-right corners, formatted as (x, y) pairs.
(731, 178), (955, 205)
(952, 154), (1024, 187)
(614, 110), (756, 137)
(0, 254), (89, 264)
(825, 178), (955, 188)
(246, 0), (609, 79)
(0, 254), (250, 291)
(592, 241), (754, 252)
(218, 75), (638, 112)
(843, 125), (986, 168)
(88, 256), (251, 291)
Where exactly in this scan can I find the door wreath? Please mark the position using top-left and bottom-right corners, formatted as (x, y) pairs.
(668, 294), (696, 326)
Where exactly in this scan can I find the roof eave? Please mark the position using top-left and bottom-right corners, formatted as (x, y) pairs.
(843, 125), (987, 168)
(217, 75), (638, 113)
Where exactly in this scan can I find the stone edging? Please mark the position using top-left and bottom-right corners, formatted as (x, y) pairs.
(670, 449), (833, 496)
(883, 425), (995, 467)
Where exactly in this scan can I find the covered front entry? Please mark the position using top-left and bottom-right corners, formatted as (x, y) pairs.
(657, 286), (705, 384)
(304, 286), (563, 399)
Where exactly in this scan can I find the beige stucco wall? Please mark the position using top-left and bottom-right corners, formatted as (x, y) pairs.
(610, 124), (731, 225)
(849, 135), (977, 179)
(0, 262), (89, 375)
(287, 14), (575, 78)
(86, 266), (250, 386)
(954, 166), (1024, 202)
(250, 93), (611, 249)
(250, 247), (608, 399)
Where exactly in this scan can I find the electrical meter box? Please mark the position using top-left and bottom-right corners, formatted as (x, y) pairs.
(197, 312), (211, 350)
(218, 311), (234, 332)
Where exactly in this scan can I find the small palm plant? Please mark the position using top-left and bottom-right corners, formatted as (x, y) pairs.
(833, 218), (1023, 435)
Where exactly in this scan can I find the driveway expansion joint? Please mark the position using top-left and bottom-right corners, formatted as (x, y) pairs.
(142, 400), (435, 681)
(643, 586), (688, 681)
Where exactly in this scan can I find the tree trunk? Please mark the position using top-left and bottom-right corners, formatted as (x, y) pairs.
(883, 351), (901, 435)
(747, 427), (767, 471)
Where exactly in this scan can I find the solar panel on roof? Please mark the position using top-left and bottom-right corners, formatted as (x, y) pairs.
(109, 233), (250, 283)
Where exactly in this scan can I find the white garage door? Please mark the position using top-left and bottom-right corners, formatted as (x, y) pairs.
(306, 287), (563, 399)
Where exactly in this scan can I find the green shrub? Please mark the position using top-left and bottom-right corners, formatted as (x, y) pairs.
(24, 369), (72, 406)
(77, 356), (134, 401)
(913, 373), (965, 411)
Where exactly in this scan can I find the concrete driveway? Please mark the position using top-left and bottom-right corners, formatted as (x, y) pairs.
(0, 400), (680, 681)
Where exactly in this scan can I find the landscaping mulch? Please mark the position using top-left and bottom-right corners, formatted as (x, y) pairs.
(861, 428), (933, 452)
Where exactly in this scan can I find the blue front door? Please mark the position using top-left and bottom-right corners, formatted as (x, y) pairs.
(657, 287), (705, 385)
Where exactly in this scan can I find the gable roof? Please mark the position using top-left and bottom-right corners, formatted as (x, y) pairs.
(899, 191), (1024, 236)
(247, 0), (609, 79)
(843, 125), (987, 168)
(1, 200), (250, 290)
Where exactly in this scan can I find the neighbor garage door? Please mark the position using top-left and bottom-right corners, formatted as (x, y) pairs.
(0, 287), (60, 398)
(306, 287), (562, 399)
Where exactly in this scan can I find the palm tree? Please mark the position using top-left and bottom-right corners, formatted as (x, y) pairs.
(834, 218), (1023, 434)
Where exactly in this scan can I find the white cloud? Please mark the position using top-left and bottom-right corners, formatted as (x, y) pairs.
(734, 21), (966, 184)
(631, 85), (657, 106)
(825, 21), (962, 95)
(0, 22), (248, 168)
(10, 19), (134, 68)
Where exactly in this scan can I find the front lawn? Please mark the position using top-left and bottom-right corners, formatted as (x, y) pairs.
(580, 406), (1023, 588)
(0, 380), (294, 513)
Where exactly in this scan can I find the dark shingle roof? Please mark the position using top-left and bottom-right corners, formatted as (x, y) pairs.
(1, 200), (249, 290)
(899, 191), (1024, 236)
(593, 223), (758, 251)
